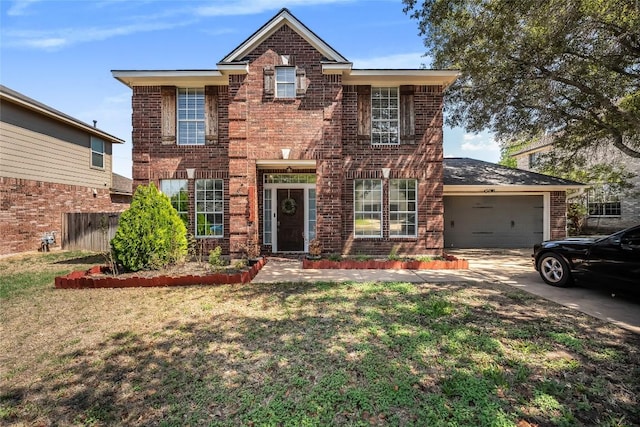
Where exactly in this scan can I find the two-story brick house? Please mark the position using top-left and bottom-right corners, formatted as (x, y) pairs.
(113, 9), (578, 255)
(113, 9), (458, 257)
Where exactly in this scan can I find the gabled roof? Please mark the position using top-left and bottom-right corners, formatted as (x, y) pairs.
(219, 8), (349, 65)
(112, 8), (459, 88)
(0, 85), (125, 144)
(443, 157), (585, 191)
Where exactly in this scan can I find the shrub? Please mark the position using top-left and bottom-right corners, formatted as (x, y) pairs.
(111, 183), (188, 271)
(208, 246), (225, 270)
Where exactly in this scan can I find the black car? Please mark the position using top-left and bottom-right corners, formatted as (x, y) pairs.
(533, 225), (640, 290)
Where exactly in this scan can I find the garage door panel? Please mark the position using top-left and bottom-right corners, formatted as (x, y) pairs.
(444, 195), (543, 248)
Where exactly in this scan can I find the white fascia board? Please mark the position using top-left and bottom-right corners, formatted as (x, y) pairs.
(111, 70), (227, 87)
(443, 184), (586, 194)
(0, 92), (125, 144)
(216, 63), (249, 74)
(321, 62), (353, 74)
(220, 10), (348, 63)
(342, 69), (459, 87)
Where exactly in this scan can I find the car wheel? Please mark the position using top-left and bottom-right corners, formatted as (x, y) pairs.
(538, 253), (572, 287)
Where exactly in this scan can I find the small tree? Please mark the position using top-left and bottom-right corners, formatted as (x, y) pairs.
(111, 183), (188, 271)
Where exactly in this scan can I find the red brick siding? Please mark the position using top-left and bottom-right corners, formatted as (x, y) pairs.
(129, 25), (446, 256)
(550, 191), (567, 239)
(0, 177), (128, 255)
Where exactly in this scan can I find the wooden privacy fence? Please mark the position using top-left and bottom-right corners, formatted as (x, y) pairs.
(62, 212), (121, 252)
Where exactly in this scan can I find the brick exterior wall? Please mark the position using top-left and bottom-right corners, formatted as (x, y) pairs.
(130, 25), (447, 256)
(550, 191), (567, 240)
(0, 177), (129, 255)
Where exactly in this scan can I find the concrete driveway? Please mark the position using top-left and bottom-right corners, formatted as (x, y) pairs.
(448, 249), (640, 335)
(255, 249), (640, 334)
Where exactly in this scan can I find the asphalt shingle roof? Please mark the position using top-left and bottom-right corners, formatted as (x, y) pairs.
(443, 158), (584, 186)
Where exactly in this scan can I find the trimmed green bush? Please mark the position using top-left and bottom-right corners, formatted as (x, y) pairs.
(111, 183), (188, 272)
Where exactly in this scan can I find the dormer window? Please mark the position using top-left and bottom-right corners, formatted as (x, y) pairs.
(275, 66), (296, 98)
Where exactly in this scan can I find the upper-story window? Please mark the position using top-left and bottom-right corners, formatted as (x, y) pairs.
(90, 137), (104, 169)
(528, 152), (541, 169)
(371, 87), (399, 145)
(275, 67), (296, 98)
(177, 88), (205, 145)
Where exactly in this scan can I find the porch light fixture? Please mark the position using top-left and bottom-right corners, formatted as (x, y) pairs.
(382, 167), (391, 179)
(281, 148), (291, 160)
(186, 168), (196, 179)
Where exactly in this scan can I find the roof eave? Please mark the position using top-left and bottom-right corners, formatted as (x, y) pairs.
(111, 70), (228, 87)
(341, 69), (459, 88)
(443, 184), (587, 193)
(0, 90), (125, 144)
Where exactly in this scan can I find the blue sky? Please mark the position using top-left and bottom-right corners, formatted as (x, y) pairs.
(1, 0), (500, 178)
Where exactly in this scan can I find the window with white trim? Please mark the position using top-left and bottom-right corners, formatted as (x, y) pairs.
(195, 179), (224, 237)
(371, 87), (399, 145)
(264, 188), (273, 244)
(160, 179), (188, 226)
(389, 179), (417, 237)
(354, 179), (382, 237)
(275, 67), (296, 98)
(177, 88), (205, 145)
(90, 137), (104, 169)
(587, 186), (621, 217)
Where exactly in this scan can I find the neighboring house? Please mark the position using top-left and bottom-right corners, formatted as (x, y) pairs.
(513, 137), (640, 233)
(112, 8), (579, 255)
(0, 85), (129, 255)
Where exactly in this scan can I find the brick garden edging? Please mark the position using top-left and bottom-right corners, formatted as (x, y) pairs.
(302, 255), (468, 270)
(55, 258), (267, 289)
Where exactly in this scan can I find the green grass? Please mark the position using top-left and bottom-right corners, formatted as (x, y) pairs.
(1, 252), (639, 426)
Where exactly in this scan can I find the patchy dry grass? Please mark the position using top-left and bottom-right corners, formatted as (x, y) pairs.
(1, 251), (639, 426)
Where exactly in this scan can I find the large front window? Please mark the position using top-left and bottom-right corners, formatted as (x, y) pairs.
(275, 67), (295, 98)
(372, 87), (399, 145)
(177, 88), (205, 145)
(354, 179), (382, 237)
(390, 179), (417, 237)
(160, 179), (188, 226)
(196, 179), (224, 237)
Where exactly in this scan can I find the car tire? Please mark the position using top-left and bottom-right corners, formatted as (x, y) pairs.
(537, 253), (573, 287)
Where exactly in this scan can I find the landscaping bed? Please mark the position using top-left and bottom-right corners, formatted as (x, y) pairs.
(303, 254), (468, 270)
(55, 258), (267, 289)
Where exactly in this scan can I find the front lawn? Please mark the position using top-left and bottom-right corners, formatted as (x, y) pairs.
(1, 251), (638, 426)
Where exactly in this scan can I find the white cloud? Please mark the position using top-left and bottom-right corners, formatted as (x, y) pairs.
(351, 52), (431, 69)
(195, 0), (351, 16)
(461, 133), (500, 152)
(5, 20), (194, 51)
(7, 0), (41, 16)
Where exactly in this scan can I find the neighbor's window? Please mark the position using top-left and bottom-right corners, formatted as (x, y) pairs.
(371, 87), (399, 145)
(354, 179), (382, 237)
(160, 179), (188, 226)
(196, 179), (224, 237)
(587, 186), (621, 217)
(275, 67), (295, 98)
(528, 152), (541, 169)
(390, 179), (417, 237)
(91, 137), (104, 169)
(177, 88), (205, 145)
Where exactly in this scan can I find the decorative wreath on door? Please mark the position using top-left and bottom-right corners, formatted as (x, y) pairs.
(281, 197), (297, 215)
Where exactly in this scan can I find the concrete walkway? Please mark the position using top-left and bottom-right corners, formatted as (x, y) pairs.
(253, 250), (640, 334)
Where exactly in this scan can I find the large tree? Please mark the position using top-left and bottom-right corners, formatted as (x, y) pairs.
(403, 0), (640, 158)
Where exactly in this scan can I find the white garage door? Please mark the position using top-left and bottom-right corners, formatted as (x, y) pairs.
(444, 195), (544, 248)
